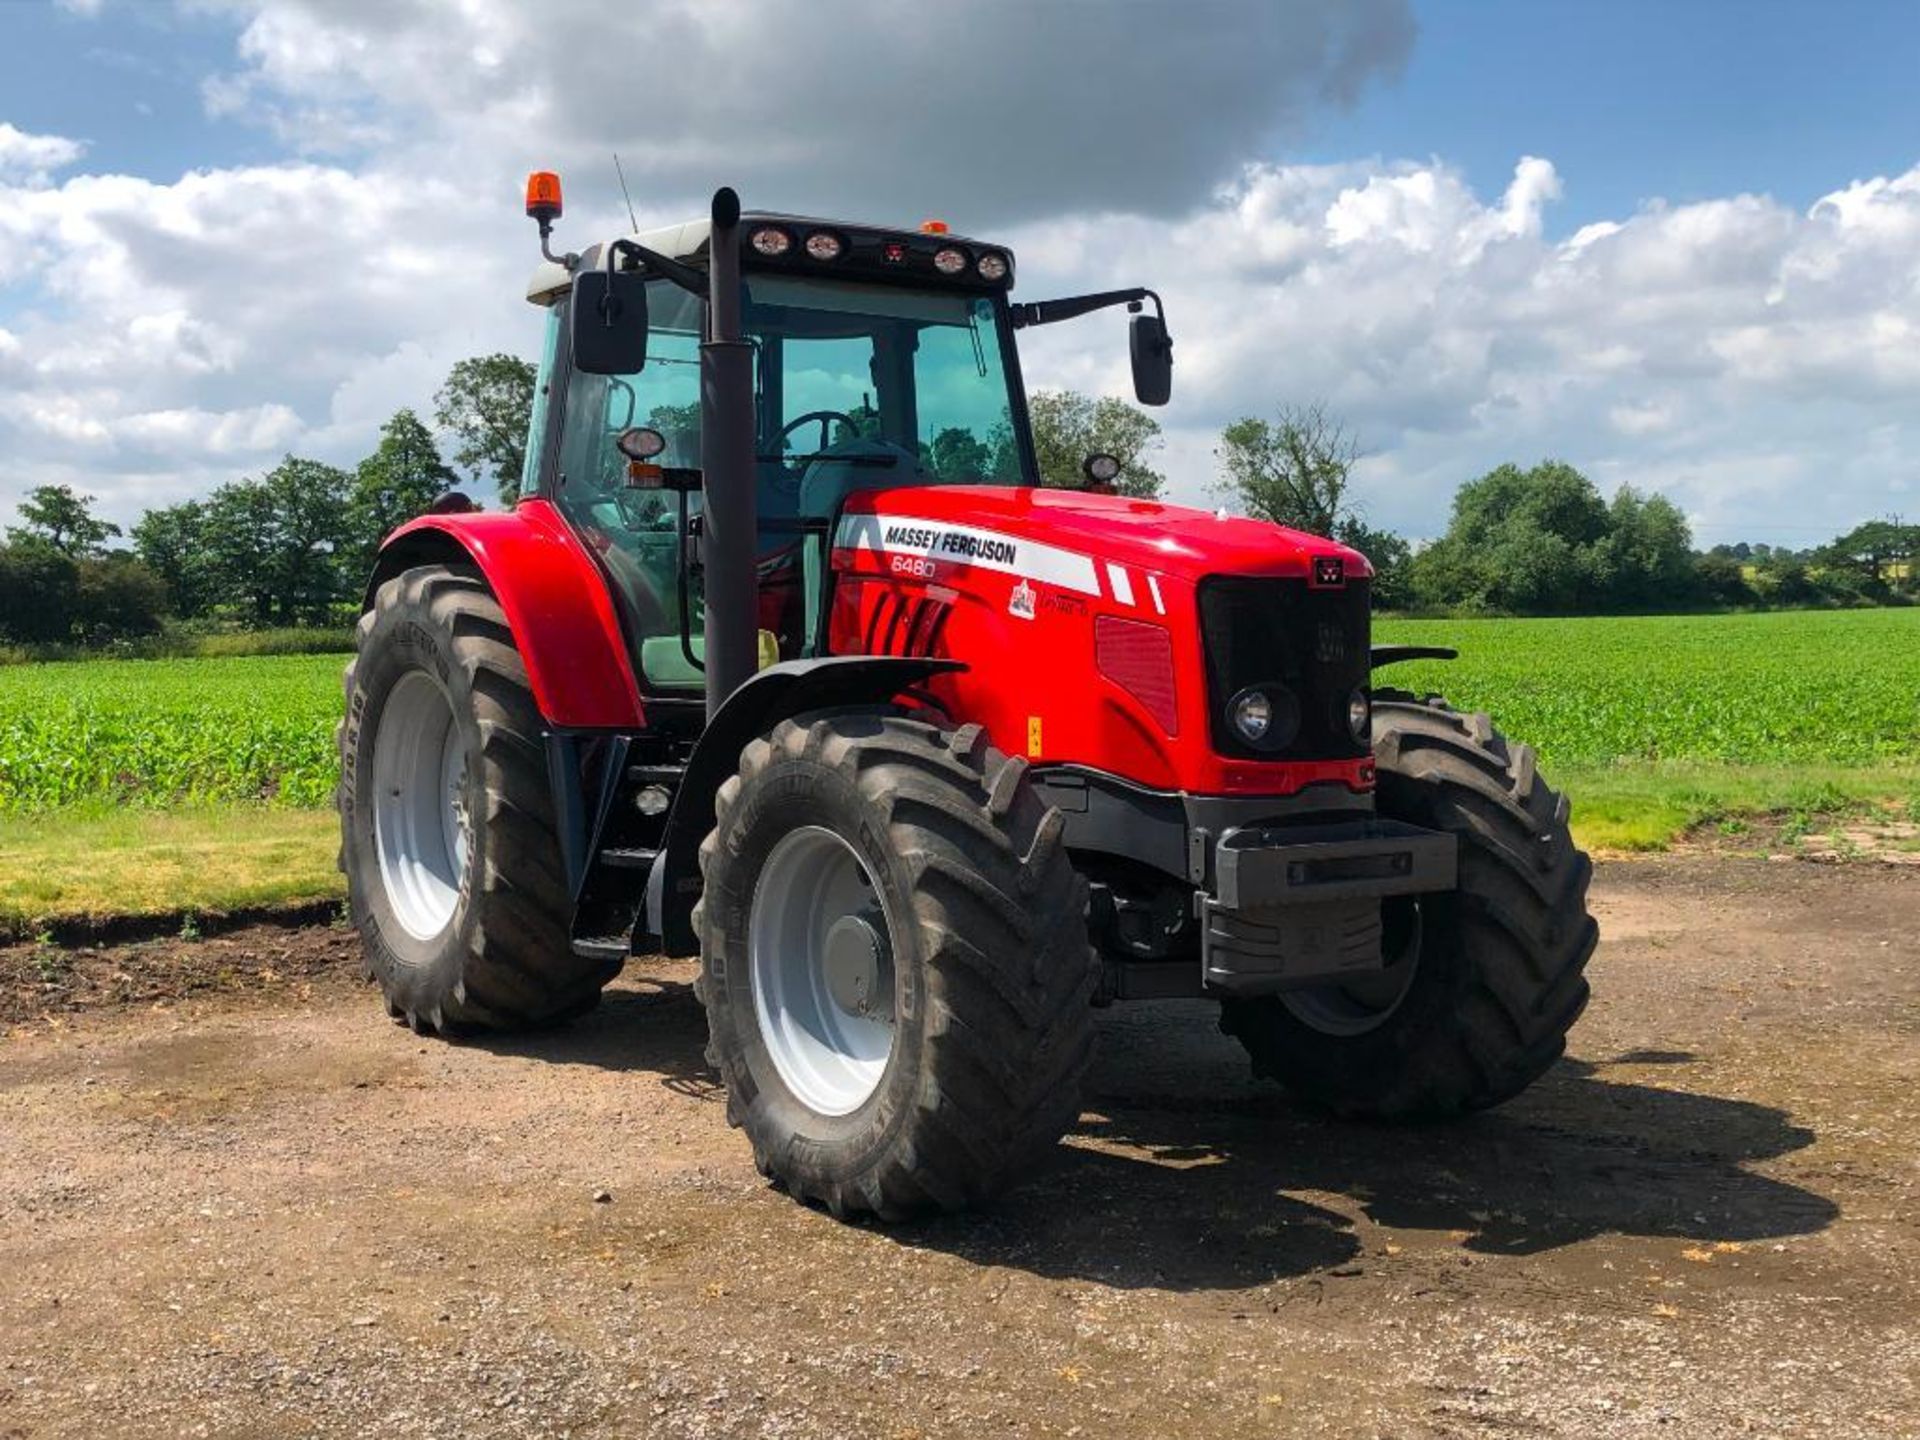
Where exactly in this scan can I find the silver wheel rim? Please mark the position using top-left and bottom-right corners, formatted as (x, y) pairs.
(749, 826), (894, 1117)
(1280, 899), (1422, 1037)
(372, 670), (469, 942)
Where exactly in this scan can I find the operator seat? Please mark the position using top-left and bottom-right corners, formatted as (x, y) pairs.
(797, 439), (928, 652)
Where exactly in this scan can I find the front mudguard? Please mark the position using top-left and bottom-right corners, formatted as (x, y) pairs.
(649, 656), (964, 955)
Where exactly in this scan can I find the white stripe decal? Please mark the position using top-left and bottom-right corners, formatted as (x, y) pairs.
(834, 513), (1102, 595)
(1106, 563), (1135, 607)
(1146, 574), (1165, 615)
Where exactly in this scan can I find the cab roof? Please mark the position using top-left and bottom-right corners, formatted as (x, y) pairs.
(525, 212), (1010, 305)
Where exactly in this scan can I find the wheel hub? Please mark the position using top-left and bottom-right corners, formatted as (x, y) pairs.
(748, 826), (896, 1117)
(370, 670), (469, 942)
(822, 912), (890, 1020)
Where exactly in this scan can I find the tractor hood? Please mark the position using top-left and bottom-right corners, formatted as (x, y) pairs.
(843, 484), (1371, 585)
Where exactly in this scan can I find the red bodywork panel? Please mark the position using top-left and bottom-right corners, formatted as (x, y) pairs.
(828, 486), (1375, 797)
(382, 500), (646, 729)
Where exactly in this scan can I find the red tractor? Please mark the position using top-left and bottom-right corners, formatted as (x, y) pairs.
(338, 177), (1597, 1220)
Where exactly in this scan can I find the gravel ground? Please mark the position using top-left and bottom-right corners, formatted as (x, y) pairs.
(1, 854), (1915, 1439)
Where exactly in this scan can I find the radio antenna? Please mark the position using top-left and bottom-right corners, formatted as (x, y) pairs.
(612, 151), (639, 233)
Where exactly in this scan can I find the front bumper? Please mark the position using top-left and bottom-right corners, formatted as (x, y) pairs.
(1201, 819), (1457, 996)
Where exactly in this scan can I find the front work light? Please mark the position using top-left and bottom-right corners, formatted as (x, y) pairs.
(750, 226), (792, 257)
(932, 247), (967, 275)
(976, 251), (1009, 281)
(804, 231), (844, 261)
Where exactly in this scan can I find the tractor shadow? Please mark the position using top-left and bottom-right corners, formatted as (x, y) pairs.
(888, 1002), (1838, 1292)
(464, 978), (725, 1101)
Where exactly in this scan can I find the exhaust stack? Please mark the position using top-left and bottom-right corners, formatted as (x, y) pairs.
(698, 186), (758, 718)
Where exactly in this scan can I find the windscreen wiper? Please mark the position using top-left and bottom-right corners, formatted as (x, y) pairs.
(759, 452), (899, 466)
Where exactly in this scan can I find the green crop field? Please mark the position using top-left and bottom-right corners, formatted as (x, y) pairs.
(0, 610), (1915, 927)
(0, 653), (346, 811)
(1374, 609), (1920, 768)
(0, 610), (1915, 812)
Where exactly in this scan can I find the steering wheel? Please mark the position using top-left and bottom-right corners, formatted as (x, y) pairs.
(778, 409), (861, 455)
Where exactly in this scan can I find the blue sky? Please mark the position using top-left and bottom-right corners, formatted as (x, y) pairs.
(1309, 0), (1920, 235)
(11, 1), (1917, 226)
(2, 0), (1917, 545)
(0, 4), (262, 181)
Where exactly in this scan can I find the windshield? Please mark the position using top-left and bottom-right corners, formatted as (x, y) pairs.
(744, 275), (1023, 487)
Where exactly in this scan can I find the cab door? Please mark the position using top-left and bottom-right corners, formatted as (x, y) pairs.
(550, 280), (708, 692)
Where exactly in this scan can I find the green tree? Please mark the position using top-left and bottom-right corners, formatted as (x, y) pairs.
(436, 353), (536, 505)
(1027, 389), (1165, 497)
(0, 543), (79, 643)
(1214, 403), (1360, 536)
(1818, 518), (1919, 595)
(1592, 485), (1695, 609)
(1447, 460), (1610, 552)
(1409, 460), (1614, 614)
(925, 426), (994, 483)
(346, 409), (457, 574)
(1692, 552), (1756, 608)
(73, 555), (167, 640)
(7, 483), (121, 557)
(1337, 518), (1413, 610)
(205, 457), (352, 625)
(132, 501), (220, 619)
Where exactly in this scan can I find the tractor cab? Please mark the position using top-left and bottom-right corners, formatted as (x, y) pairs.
(521, 199), (1169, 696)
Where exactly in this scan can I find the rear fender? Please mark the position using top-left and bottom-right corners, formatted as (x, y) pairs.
(365, 500), (645, 729)
(650, 656), (966, 955)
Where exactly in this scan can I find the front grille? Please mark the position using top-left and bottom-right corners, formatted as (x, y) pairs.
(1198, 575), (1371, 760)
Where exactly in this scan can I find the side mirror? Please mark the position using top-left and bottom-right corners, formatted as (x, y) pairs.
(1130, 312), (1172, 407)
(572, 268), (649, 376)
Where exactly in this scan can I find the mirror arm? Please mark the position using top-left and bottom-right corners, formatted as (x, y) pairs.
(1010, 286), (1155, 330)
(606, 238), (710, 300)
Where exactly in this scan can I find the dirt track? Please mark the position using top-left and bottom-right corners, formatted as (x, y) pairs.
(2, 855), (1916, 1439)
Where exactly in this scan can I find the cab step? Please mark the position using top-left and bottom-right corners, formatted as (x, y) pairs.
(598, 846), (658, 871)
(625, 763), (685, 787)
(570, 934), (631, 964)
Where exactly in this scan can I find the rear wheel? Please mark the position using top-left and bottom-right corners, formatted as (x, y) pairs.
(694, 714), (1096, 1220)
(1219, 694), (1597, 1117)
(338, 565), (618, 1032)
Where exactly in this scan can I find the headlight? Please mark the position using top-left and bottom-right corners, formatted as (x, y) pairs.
(1228, 685), (1300, 750)
(932, 246), (968, 275)
(976, 251), (1009, 281)
(804, 231), (843, 261)
(1230, 689), (1272, 743)
(1347, 688), (1371, 742)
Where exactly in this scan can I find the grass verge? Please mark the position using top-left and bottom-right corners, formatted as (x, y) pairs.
(0, 807), (342, 939)
(2, 761), (1915, 935)
(1556, 761), (1920, 851)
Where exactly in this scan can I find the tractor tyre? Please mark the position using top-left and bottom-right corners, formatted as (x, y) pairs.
(338, 564), (617, 1034)
(1219, 693), (1596, 1118)
(693, 714), (1097, 1220)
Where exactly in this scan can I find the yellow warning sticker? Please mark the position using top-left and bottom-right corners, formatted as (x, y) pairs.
(1027, 715), (1043, 758)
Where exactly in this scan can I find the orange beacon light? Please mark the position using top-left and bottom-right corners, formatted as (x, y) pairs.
(526, 171), (564, 223)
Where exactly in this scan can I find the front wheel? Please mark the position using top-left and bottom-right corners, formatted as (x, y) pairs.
(1220, 694), (1597, 1117)
(338, 565), (618, 1033)
(693, 714), (1097, 1220)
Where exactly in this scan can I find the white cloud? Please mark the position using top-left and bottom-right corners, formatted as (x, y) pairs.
(1001, 154), (1920, 541)
(193, 0), (1415, 223)
(1, 2), (1916, 559)
(0, 123), (87, 185)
